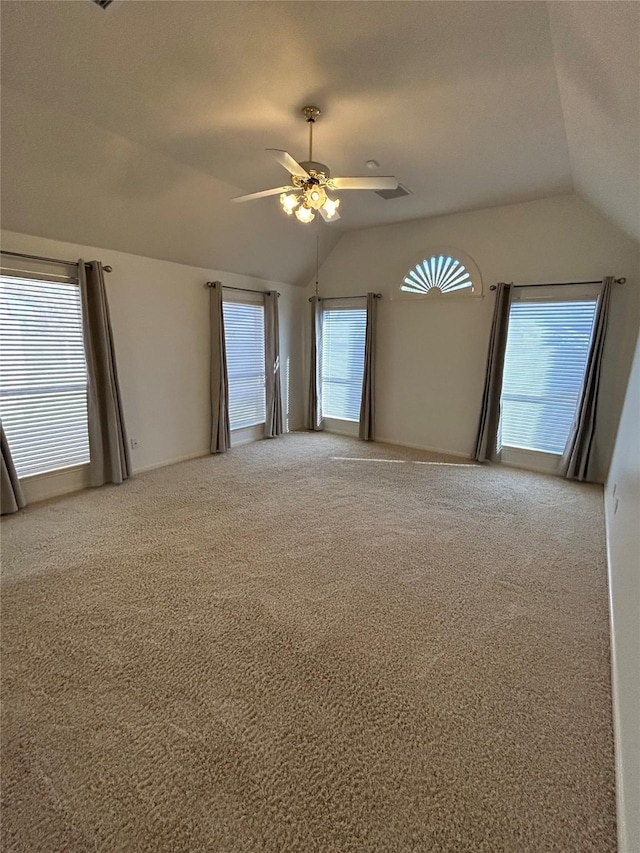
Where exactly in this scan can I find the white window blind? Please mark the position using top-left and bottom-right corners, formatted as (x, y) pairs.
(222, 299), (266, 430)
(501, 298), (598, 455)
(321, 307), (367, 422)
(0, 275), (90, 478)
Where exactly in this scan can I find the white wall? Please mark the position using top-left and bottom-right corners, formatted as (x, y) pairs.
(605, 330), (640, 853)
(309, 194), (640, 480)
(2, 229), (305, 498)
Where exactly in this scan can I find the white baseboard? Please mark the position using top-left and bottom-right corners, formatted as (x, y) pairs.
(133, 450), (210, 475)
(375, 435), (472, 459)
(21, 451), (214, 504)
(19, 431), (471, 506)
(603, 488), (635, 853)
(21, 426), (309, 505)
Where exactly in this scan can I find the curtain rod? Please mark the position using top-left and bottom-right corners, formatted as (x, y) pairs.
(489, 277), (625, 291)
(308, 293), (382, 302)
(205, 281), (280, 297)
(1, 249), (112, 273)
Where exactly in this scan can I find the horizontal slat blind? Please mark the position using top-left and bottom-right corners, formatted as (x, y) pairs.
(0, 275), (90, 477)
(222, 301), (266, 430)
(501, 299), (598, 454)
(321, 308), (367, 422)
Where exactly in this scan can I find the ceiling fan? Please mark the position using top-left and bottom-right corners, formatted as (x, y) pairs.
(232, 106), (398, 223)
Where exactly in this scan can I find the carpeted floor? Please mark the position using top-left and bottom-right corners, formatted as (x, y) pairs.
(1, 433), (616, 852)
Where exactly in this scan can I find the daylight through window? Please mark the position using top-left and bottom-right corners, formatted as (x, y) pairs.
(321, 306), (367, 421)
(401, 255), (475, 295)
(501, 297), (598, 455)
(223, 299), (266, 430)
(0, 275), (90, 478)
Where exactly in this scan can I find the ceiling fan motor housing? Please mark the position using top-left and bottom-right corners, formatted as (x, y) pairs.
(298, 161), (330, 181)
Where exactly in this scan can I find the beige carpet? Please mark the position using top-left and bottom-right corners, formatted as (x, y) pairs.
(1, 433), (616, 852)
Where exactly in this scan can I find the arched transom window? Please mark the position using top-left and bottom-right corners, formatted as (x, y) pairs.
(401, 254), (480, 297)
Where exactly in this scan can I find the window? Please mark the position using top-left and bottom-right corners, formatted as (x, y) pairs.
(501, 294), (598, 455)
(400, 251), (481, 298)
(0, 275), (90, 478)
(321, 306), (367, 421)
(222, 298), (266, 430)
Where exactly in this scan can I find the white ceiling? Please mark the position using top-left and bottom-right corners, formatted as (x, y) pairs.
(1, 1), (638, 285)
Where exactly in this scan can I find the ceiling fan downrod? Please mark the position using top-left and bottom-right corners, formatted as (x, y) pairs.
(302, 105), (321, 162)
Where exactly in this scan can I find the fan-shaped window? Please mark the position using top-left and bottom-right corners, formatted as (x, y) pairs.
(400, 251), (482, 298)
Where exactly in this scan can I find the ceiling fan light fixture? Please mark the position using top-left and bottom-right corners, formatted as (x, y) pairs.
(234, 106), (397, 225)
(280, 192), (299, 215)
(295, 204), (315, 224)
(306, 185), (327, 210)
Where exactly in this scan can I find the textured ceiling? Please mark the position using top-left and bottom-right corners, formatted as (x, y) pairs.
(0, 1), (637, 284)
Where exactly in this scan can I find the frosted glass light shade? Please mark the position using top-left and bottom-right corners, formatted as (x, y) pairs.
(295, 204), (315, 223)
(280, 193), (299, 215)
(322, 197), (340, 219)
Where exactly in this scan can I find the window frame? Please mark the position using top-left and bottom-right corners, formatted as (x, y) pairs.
(0, 272), (91, 482)
(320, 298), (367, 428)
(222, 289), (267, 437)
(396, 247), (483, 301)
(500, 283), (600, 475)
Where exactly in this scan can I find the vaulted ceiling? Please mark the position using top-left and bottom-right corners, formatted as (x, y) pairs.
(1, 1), (638, 285)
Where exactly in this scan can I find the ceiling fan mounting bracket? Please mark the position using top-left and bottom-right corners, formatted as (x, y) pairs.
(302, 105), (321, 123)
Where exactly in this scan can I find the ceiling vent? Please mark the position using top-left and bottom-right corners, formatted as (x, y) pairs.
(92, 0), (114, 8)
(375, 184), (411, 200)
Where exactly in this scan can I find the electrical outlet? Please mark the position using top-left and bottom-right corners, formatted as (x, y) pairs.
(130, 437), (139, 449)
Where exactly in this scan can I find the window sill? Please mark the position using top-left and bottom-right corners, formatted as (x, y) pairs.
(501, 446), (562, 476)
(322, 417), (359, 438)
(230, 423), (265, 447)
(20, 463), (91, 504)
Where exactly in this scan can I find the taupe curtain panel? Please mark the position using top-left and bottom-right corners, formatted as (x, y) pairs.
(264, 291), (283, 438)
(561, 277), (613, 481)
(359, 293), (377, 441)
(307, 296), (324, 431)
(1, 423), (25, 515)
(79, 260), (131, 487)
(209, 282), (231, 453)
(474, 282), (513, 462)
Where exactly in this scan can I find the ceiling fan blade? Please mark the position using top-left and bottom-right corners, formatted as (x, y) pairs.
(267, 149), (310, 179)
(231, 186), (295, 202)
(330, 176), (398, 191)
(318, 205), (341, 223)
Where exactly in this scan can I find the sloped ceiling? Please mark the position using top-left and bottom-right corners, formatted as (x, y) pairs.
(0, 1), (637, 284)
(547, 1), (640, 244)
